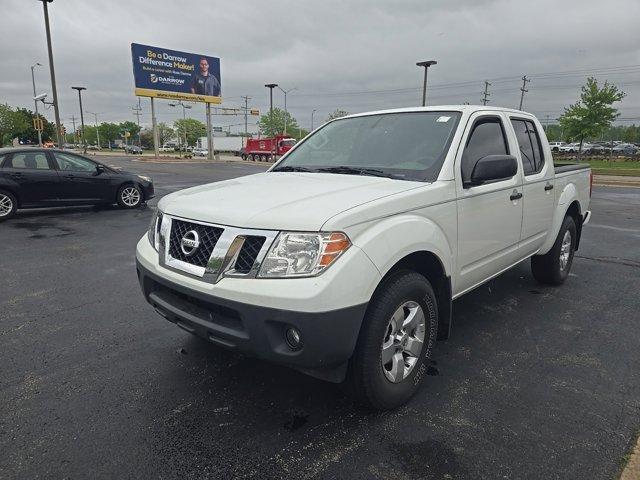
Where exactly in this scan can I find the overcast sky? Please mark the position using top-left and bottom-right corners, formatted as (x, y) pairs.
(1, 0), (639, 134)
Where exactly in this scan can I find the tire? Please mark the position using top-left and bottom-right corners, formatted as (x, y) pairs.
(531, 215), (577, 285)
(241, 153), (247, 161)
(117, 184), (143, 209)
(348, 271), (439, 411)
(249, 154), (256, 161)
(260, 154), (267, 162)
(0, 190), (17, 222)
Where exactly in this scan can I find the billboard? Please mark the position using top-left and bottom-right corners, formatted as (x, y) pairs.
(131, 43), (221, 104)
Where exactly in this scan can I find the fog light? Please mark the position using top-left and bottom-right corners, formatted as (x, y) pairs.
(285, 327), (302, 350)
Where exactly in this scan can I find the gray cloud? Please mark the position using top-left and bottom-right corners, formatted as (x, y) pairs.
(1, 0), (638, 133)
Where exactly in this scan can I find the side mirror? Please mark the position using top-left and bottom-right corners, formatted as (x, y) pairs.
(465, 155), (517, 187)
(96, 165), (106, 175)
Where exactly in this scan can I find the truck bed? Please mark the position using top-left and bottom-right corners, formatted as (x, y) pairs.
(554, 163), (591, 174)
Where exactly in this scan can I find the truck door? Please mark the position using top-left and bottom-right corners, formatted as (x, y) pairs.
(508, 117), (555, 256)
(454, 113), (524, 294)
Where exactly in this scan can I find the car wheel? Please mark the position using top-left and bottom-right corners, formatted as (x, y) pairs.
(117, 184), (143, 209)
(0, 190), (17, 221)
(531, 215), (577, 285)
(241, 153), (247, 160)
(348, 271), (438, 411)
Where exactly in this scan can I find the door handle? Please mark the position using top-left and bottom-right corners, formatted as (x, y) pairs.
(10, 172), (24, 178)
(544, 184), (554, 191)
(510, 191), (523, 201)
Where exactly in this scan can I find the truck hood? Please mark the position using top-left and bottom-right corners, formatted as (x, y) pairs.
(158, 172), (424, 231)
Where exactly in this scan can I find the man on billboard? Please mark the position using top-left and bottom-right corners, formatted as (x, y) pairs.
(190, 58), (221, 97)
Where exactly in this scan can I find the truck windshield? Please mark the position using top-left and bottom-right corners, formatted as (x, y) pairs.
(273, 111), (461, 181)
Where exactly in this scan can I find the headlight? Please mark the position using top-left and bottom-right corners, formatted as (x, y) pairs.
(258, 232), (351, 278)
(147, 209), (163, 251)
(138, 175), (152, 183)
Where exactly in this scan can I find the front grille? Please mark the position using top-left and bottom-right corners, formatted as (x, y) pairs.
(234, 236), (266, 273)
(168, 219), (223, 268)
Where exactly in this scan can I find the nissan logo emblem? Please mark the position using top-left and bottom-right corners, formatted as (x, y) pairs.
(180, 230), (200, 256)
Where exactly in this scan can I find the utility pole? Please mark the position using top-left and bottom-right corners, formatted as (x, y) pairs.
(87, 111), (100, 148)
(132, 99), (142, 146)
(38, 0), (63, 148)
(168, 101), (192, 156)
(30, 63), (43, 146)
(519, 75), (530, 110)
(241, 95), (251, 139)
(416, 60), (437, 106)
(482, 81), (491, 106)
(311, 109), (317, 131)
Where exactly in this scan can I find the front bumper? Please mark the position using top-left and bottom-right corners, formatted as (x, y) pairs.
(136, 259), (368, 380)
(141, 182), (155, 200)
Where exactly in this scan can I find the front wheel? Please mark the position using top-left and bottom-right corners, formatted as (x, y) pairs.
(348, 271), (438, 411)
(0, 190), (17, 221)
(117, 184), (143, 209)
(531, 215), (576, 285)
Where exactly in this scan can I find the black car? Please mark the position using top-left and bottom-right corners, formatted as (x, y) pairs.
(0, 148), (154, 221)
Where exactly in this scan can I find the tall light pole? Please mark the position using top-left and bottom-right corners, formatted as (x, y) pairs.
(264, 84), (278, 160)
(30, 62), (43, 147)
(168, 101), (192, 155)
(277, 86), (297, 135)
(71, 86), (87, 153)
(311, 109), (317, 131)
(38, 0), (63, 148)
(87, 111), (101, 148)
(416, 60), (437, 106)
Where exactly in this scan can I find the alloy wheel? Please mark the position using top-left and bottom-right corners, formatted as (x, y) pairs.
(121, 187), (141, 207)
(381, 300), (426, 383)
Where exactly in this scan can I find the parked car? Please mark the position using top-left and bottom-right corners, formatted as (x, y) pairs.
(159, 145), (175, 152)
(612, 143), (639, 155)
(136, 105), (591, 410)
(193, 147), (208, 157)
(0, 148), (154, 221)
(125, 145), (143, 155)
(549, 141), (566, 152)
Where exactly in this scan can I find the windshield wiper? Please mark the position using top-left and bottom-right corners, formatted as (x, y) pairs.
(271, 165), (314, 173)
(317, 166), (390, 178)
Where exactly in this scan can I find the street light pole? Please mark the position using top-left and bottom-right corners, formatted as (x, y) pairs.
(264, 84), (278, 160)
(38, 0), (63, 148)
(416, 60), (437, 106)
(30, 62), (43, 147)
(71, 86), (87, 153)
(277, 86), (297, 135)
(311, 109), (317, 131)
(169, 101), (192, 156)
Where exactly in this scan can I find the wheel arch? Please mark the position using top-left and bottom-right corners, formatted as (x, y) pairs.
(116, 181), (145, 203)
(375, 250), (452, 341)
(0, 185), (20, 207)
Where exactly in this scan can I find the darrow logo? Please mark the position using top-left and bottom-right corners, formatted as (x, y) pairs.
(148, 74), (185, 86)
(150, 74), (158, 83)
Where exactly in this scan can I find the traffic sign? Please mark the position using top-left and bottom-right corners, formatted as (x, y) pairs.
(250, 109), (260, 116)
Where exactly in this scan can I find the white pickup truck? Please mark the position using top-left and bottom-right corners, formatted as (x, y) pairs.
(136, 105), (592, 410)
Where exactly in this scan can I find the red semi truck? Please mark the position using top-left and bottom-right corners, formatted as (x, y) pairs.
(240, 135), (296, 161)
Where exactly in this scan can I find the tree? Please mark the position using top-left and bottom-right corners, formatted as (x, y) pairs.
(119, 121), (141, 140)
(11, 108), (56, 143)
(140, 129), (155, 149)
(98, 122), (122, 148)
(157, 122), (175, 146)
(326, 109), (349, 122)
(558, 77), (625, 157)
(174, 118), (206, 146)
(258, 108), (299, 137)
(0, 104), (29, 146)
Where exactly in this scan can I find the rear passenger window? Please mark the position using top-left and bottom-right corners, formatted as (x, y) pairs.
(461, 117), (509, 183)
(511, 119), (545, 175)
(7, 152), (51, 170)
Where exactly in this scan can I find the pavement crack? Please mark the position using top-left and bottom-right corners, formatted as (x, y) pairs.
(575, 255), (640, 268)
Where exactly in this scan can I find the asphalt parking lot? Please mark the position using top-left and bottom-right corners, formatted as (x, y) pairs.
(1, 156), (639, 479)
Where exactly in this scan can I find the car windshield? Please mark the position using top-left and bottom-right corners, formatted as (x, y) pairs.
(273, 111), (461, 181)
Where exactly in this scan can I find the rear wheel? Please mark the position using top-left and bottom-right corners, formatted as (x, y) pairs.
(531, 215), (576, 285)
(348, 271), (438, 411)
(117, 184), (143, 209)
(0, 190), (17, 221)
(241, 153), (247, 160)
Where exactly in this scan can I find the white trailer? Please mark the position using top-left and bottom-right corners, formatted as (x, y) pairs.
(197, 136), (244, 155)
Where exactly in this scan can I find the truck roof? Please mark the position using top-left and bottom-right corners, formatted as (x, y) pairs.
(342, 105), (534, 120)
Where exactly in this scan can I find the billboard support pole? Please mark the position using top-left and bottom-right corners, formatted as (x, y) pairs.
(206, 103), (214, 161)
(151, 97), (159, 158)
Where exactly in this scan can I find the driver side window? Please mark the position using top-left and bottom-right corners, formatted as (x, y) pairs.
(53, 152), (96, 172)
(461, 117), (509, 183)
